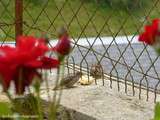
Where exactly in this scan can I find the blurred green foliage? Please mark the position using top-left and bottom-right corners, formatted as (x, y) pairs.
(83, 0), (151, 10)
(0, 102), (12, 116)
(0, 0), (158, 41)
(25, 0), (48, 6)
(154, 102), (160, 120)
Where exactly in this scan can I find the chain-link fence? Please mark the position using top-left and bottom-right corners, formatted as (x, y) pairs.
(1, 0), (160, 102)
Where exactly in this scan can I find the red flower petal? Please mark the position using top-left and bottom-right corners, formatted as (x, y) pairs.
(14, 68), (41, 94)
(24, 60), (43, 68)
(139, 18), (160, 45)
(40, 56), (60, 69)
(53, 35), (71, 56)
(16, 35), (49, 58)
(0, 63), (16, 91)
(0, 35), (60, 94)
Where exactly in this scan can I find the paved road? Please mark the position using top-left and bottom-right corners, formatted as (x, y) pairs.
(69, 43), (160, 90)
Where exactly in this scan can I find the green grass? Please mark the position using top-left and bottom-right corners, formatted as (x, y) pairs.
(0, 0), (159, 41)
(0, 102), (12, 116)
(0, 101), (33, 120)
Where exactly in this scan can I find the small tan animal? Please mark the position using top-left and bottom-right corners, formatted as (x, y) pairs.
(90, 63), (103, 84)
(53, 71), (83, 90)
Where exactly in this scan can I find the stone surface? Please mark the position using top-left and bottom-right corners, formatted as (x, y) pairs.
(40, 71), (158, 120)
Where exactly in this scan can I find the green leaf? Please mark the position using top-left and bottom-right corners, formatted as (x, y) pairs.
(0, 102), (12, 116)
(154, 102), (160, 120)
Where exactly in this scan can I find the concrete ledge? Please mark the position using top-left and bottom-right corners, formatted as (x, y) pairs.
(40, 69), (158, 120)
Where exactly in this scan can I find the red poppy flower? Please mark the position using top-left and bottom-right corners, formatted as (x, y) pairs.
(39, 56), (60, 69)
(12, 56), (59, 94)
(0, 36), (60, 94)
(0, 63), (15, 91)
(16, 36), (49, 59)
(139, 19), (160, 45)
(53, 34), (71, 57)
(13, 68), (41, 94)
(0, 46), (18, 91)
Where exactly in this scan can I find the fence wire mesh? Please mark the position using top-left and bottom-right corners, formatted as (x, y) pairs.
(0, 0), (160, 101)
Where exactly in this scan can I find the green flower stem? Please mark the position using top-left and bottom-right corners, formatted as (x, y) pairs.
(44, 70), (52, 119)
(36, 91), (43, 120)
(49, 57), (65, 120)
(49, 65), (60, 120)
(57, 59), (65, 105)
(34, 76), (43, 120)
(44, 71), (51, 101)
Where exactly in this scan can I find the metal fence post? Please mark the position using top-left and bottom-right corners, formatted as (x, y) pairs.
(15, 0), (23, 43)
